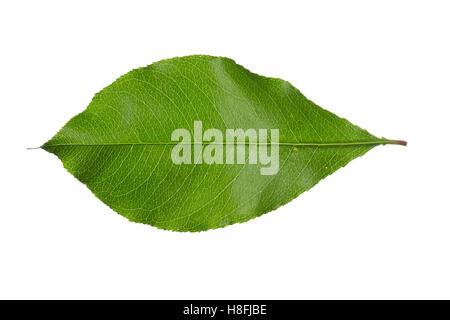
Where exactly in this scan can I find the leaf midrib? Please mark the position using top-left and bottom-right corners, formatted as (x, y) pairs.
(42, 140), (406, 148)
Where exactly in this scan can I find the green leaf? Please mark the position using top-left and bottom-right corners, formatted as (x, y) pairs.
(42, 55), (405, 232)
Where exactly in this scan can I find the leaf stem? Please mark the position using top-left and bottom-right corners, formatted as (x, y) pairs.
(384, 140), (407, 146)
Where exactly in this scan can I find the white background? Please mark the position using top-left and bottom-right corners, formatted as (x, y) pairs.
(1, 0), (449, 299)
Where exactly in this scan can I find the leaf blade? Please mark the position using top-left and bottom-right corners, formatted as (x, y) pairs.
(43, 55), (403, 231)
